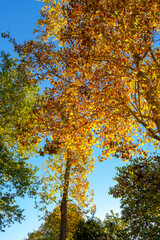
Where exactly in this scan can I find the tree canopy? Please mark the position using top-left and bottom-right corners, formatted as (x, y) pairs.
(26, 0), (160, 160)
(0, 51), (40, 155)
(0, 52), (39, 230)
(109, 155), (160, 239)
(103, 210), (128, 239)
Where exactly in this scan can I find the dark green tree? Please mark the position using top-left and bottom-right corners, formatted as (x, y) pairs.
(73, 211), (128, 240)
(73, 216), (107, 240)
(109, 156), (160, 240)
(103, 211), (128, 240)
(0, 52), (40, 230)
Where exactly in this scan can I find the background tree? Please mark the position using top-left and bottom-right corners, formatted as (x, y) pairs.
(26, 203), (85, 240)
(103, 211), (128, 240)
(26, 210), (128, 240)
(73, 216), (107, 240)
(0, 51), (40, 155)
(0, 141), (38, 231)
(73, 211), (128, 240)
(0, 51), (40, 230)
(109, 155), (160, 239)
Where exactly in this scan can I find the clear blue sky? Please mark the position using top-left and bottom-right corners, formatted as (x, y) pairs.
(0, 1), (150, 240)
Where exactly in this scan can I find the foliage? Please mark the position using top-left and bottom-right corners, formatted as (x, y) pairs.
(0, 51), (40, 155)
(0, 141), (38, 231)
(38, 148), (95, 240)
(34, 86), (95, 213)
(27, 0), (160, 160)
(109, 155), (160, 239)
(39, 151), (94, 210)
(103, 210), (128, 239)
(3, 0), (160, 237)
(73, 216), (107, 240)
(0, 52), (39, 230)
(26, 203), (85, 240)
(73, 210), (128, 240)
(26, 209), (129, 240)
(3, 30), (96, 239)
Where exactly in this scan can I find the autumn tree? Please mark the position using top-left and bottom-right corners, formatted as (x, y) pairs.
(2, 35), (97, 240)
(4, 0), (160, 238)
(0, 51), (40, 230)
(31, 0), (160, 160)
(10, 77), (95, 240)
(109, 155), (160, 239)
(37, 139), (95, 240)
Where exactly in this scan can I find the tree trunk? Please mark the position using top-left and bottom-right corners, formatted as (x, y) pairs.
(60, 156), (71, 240)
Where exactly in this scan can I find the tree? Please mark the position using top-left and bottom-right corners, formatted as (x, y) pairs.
(38, 148), (95, 240)
(73, 216), (107, 240)
(16, 52), (95, 240)
(30, 0), (160, 160)
(26, 203), (84, 240)
(1, 37), (96, 239)
(0, 52), (40, 230)
(109, 155), (160, 239)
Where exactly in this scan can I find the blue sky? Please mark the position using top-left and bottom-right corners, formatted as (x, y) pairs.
(0, 1), (144, 239)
